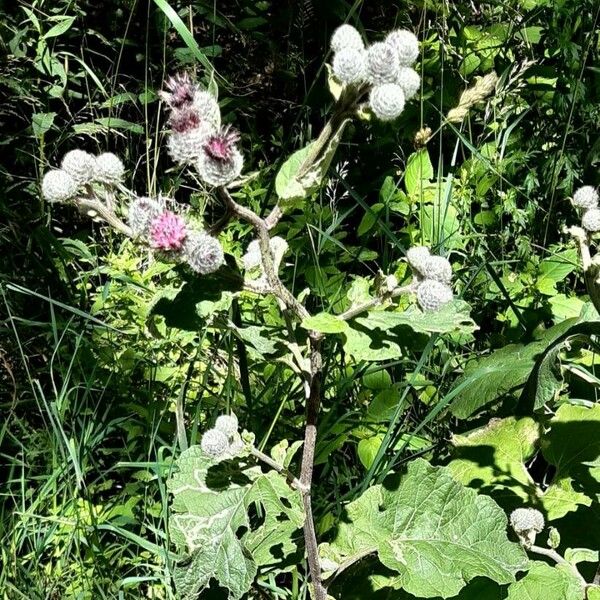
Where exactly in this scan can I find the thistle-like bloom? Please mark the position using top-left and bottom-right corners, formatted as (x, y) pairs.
(572, 185), (599, 210)
(191, 90), (221, 130)
(61, 150), (96, 185)
(406, 246), (431, 276)
(331, 24), (364, 53)
(201, 428), (229, 458)
(417, 279), (453, 311)
(182, 230), (224, 274)
(197, 127), (244, 187)
(369, 83), (405, 121)
(168, 127), (215, 164)
(159, 72), (197, 109)
(366, 42), (400, 85)
(149, 211), (187, 251)
(332, 47), (367, 85)
(94, 152), (125, 184)
(422, 255), (452, 285)
(510, 507), (544, 547)
(215, 414), (239, 437)
(395, 67), (420, 101)
(42, 169), (78, 203)
(582, 208), (600, 233)
(386, 29), (419, 66)
(128, 197), (162, 238)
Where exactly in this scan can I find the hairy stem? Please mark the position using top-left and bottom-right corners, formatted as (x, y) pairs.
(339, 284), (415, 321)
(299, 333), (327, 600)
(529, 545), (587, 587)
(77, 196), (133, 237)
(249, 446), (305, 491)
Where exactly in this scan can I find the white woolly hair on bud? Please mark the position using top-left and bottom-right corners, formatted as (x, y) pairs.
(395, 67), (420, 101)
(406, 246), (431, 276)
(422, 255), (452, 285)
(331, 24), (364, 53)
(61, 150), (96, 185)
(191, 90), (221, 129)
(572, 185), (599, 210)
(510, 508), (545, 534)
(366, 41), (401, 86)
(197, 147), (244, 187)
(416, 279), (453, 311)
(332, 47), (368, 85)
(200, 428), (229, 458)
(182, 230), (225, 274)
(42, 169), (78, 203)
(385, 29), (419, 66)
(582, 208), (600, 233)
(369, 83), (406, 121)
(215, 414), (239, 437)
(128, 197), (162, 238)
(94, 152), (125, 184)
(167, 124), (215, 164)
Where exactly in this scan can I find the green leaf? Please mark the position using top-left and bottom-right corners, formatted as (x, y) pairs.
(320, 459), (528, 598)
(168, 445), (304, 599)
(564, 547), (599, 565)
(421, 187), (462, 249)
(94, 117), (144, 134)
(32, 112), (56, 138)
(301, 312), (349, 334)
(404, 149), (434, 197)
(43, 16), (76, 39)
(540, 403), (600, 520)
(536, 249), (578, 296)
(506, 562), (584, 600)
(357, 436), (383, 470)
(448, 417), (541, 505)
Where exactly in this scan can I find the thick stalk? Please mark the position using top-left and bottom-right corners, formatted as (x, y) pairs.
(299, 333), (327, 600)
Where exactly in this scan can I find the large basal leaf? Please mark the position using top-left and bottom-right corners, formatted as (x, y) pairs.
(320, 458), (528, 599)
(168, 445), (304, 599)
(448, 417), (541, 506)
(540, 403), (600, 520)
(450, 308), (600, 418)
(506, 562), (584, 600)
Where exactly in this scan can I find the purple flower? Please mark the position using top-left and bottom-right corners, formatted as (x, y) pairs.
(149, 211), (187, 251)
(203, 127), (241, 162)
(159, 73), (196, 109)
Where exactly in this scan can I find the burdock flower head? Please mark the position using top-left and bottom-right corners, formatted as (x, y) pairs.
(197, 126), (244, 187)
(149, 211), (187, 251)
(160, 72), (197, 110)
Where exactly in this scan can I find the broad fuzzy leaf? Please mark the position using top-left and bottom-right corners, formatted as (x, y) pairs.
(168, 445), (304, 599)
(320, 459), (527, 598)
(506, 562), (584, 600)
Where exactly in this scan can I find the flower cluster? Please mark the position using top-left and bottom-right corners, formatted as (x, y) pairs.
(161, 73), (243, 187)
(41, 150), (124, 204)
(572, 185), (600, 233)
(200, 413), (243, 459)
(510, 507), (545, 547)
(127, 197), (224, 275)
(330, 23), (420, 121)
(406, 246), (454, 311)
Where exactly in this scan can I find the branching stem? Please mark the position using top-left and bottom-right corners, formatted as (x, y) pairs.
(528, 545), (587, 587)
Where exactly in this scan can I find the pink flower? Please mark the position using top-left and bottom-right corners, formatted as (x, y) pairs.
(159, 73), (196, 109)
(204, 127), (240, 162)
(169, 107), (201, 133)
(149, 211), (187, 250)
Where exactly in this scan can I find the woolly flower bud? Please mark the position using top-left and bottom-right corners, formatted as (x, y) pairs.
(406, 246), (431, 275)
(417, 279), (453, 311)
(510, 508), (544, 534)
(61, 150), (96, 185)
(192, 90), (221, 130)
(386, 29), (419, 66)
(369, 83), (405, 121)
(94, 152), (125, 184)
(42, 169), (78, 203)
(572, 185), (599, 210)
(422, 255), (452, 285)
(215, 414), (238, 437)
(167, 125), (214, 164)
(196, 129), (244, 187)
(366, 42), (400, 85)
(333, 47), (367, 85)
(395, 67), (420, 101)
(201, 428), (229, 458)
(182, 230), (224, 274)
(149, 211), (187, 251)
(331, 24), (364, 53)
(128, 197), (161, 238)
(582, 208), (600, 233)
